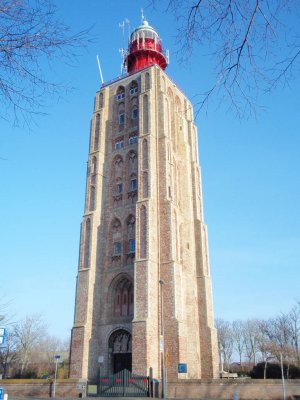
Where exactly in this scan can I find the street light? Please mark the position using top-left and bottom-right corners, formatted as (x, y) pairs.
(159, 279), (166, 400)
(53, 355), (61, 397)
(97, 355), (104, 395)
(280, 352), (286, 400)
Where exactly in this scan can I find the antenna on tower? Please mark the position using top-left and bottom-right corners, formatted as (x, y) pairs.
(141, 8), (145, 23)
(119, 18), (130, 74)
(119, 20), (125, 49)
(125, 18), (131, 43)
(96, 55), (104, 84)
(119, 48), (127, 74)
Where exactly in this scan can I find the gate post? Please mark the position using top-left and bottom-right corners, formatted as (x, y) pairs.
(149, 367), (153, 397)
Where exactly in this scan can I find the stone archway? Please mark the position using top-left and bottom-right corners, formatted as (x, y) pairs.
(108, 329), (132, 373)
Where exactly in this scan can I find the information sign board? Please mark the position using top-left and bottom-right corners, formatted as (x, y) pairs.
(98, 356), (104, 364)
(178, 363), (187, 373)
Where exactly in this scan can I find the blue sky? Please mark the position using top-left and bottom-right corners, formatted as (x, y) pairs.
(1, 1), (299, 341)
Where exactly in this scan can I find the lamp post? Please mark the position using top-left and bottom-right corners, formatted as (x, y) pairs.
(53, 355), (61, 397)
(97, 355), (104, 395)
(280, 352), (286, 400)
(159, 279), (166, 400)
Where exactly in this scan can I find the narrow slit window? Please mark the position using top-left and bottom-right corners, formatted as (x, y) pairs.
(129, 239), (135, 253)
(131, 178), (137, 191)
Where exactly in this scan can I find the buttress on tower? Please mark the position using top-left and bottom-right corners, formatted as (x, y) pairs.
(69, 18), (219, 381)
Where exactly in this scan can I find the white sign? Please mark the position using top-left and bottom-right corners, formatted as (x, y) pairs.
(76, 384), (85, 390)
(98, 356), (104, 364)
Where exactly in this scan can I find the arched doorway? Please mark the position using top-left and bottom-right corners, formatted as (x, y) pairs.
(108, 329), (132, 373)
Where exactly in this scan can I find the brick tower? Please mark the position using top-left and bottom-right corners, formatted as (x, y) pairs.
(69, 17), (219, 382)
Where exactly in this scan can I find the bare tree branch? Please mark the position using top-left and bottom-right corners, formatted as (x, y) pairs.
(0, 0), (92, 125)
(150, 0), (300, 117)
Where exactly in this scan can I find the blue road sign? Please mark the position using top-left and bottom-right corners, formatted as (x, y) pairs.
(0, 387), (4, 400)
(178, 363), (187, 373)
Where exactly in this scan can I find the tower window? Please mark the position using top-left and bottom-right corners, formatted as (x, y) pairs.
(132, 108), (138, 119)
(129, 239), (135, 253)
(117, 92), (125, 101)
(119, 113), (125, 125)
(129, 136), (138, 145)
(113, 242), (121, 255)
(117, 183), (123, 193)
(130, 87), (138, 96)
(115, 139), (124, 149)
(131, 178), (137, 191)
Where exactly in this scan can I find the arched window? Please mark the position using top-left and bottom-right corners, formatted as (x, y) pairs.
(116, 86), (125, 101)
(91, 156), (97, 184)
(113, 277), (134, 318)
(112, 156), (123, 203)
(131, 106), (138, 120)
(142, 171), (148, 198)
(113, 242), (121, 255)
(91, 156), (97, 174)
(94, 113), (100, 151)
(126, 214), (136, 262)
(142, 139), (148, 170)
(126, 151), (137, 202)
(126, 214), (135, 233)
(89, 186), (96, 211)
(127, 150), (137, 176)
(118, 102), (125, 129)
(98, 92), (104, 108)
(90, 156), (98, 185)
(143, 95), (148, 134)
(113, 155), (123, 180)
(110, 218), (122, 265)
(131, 176), (137, 191)
(83, 218), (91, 268)
(145, 72), (150, 90)
(129, 81), (138, 96)
(111, 217), (121, 232)
(116, 179), (122, 194)
(140, 205), (147, 258)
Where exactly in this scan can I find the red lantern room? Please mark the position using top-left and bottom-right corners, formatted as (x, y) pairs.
(125, 18), (169, 73)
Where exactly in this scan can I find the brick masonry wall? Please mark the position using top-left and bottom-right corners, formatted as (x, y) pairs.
(2, 378), (300, 399)
(167, 379), (300, 400)
(1, 379), (84, 398)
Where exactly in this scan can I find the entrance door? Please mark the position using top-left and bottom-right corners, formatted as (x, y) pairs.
(113, 353), (132, 373)
(108, 329), (132, 374)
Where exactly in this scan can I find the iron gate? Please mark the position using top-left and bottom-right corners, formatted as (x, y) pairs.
(98, 368), (149, 397)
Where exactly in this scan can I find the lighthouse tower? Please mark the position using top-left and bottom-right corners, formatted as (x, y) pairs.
(69, 17), (219, 382)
